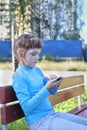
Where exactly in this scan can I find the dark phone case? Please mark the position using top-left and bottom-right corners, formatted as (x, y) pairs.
(56, 77), (63, 81)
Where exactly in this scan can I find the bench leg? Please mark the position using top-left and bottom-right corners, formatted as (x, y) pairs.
(2, 125), (8, 130)
(77, 96), (82, 106)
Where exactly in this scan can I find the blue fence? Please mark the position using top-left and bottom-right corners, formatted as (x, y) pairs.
(41, 40), (82, 59)
(0, 41), (11, 60)
(0, 40), (83, 61)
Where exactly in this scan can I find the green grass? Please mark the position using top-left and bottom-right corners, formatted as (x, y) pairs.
(37, 60), (87, 71)
(0, 118), (28, 130)
(0, 61), (12, 70)
(8, 118), (28, 130)
(0, 60), (87, 71)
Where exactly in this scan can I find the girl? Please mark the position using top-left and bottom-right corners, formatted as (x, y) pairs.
(12, 34), (87, 130)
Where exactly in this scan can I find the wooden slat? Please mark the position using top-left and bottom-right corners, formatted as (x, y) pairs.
(49, 85), (85, 106)
(0, 86), (17, 104)
(77, 109), (87, 118)
(60, 75), (84, 89)
(68, 103), (87, 118)
(1, 103), (24, 124)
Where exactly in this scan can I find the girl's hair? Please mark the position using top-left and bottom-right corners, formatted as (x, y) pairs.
(13, 34), (42, 70)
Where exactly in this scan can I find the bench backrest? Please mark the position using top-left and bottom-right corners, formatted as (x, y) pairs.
(0, 86), (24, 124)
(49, 75), (85, 105)
(0, 75), (85, 125)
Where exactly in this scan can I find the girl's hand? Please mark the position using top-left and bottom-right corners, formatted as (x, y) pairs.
(49, 74), (57, 80)
(45, 77), (63, 90)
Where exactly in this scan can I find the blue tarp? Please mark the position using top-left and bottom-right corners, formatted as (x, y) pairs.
(84, 48), (87, 61)
(0, 41), (11, 59)
(0, 40), (82, 60)
(41, 40), (82, 58)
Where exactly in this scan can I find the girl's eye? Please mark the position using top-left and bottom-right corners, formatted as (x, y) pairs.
(31, 53), (36, 56)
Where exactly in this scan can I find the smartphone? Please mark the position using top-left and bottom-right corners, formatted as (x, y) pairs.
(56, 77), (63, 81)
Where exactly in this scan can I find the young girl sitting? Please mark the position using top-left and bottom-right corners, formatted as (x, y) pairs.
(12, 34), (87, 130)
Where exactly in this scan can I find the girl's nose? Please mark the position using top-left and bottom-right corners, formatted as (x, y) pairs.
(35, 55), (39, 60)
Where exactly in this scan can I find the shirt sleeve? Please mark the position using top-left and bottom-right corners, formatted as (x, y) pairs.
(12, 74), (50, 115)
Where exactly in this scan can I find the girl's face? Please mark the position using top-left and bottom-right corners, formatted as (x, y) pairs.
(21, 48), (41, 68)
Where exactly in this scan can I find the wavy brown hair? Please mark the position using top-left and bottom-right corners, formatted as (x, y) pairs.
(13, 34), (42, 70)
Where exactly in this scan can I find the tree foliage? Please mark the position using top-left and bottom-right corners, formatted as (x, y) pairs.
(2, 0), (82, 40)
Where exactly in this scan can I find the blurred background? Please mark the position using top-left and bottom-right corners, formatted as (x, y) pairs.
(0, 0), (87, 62)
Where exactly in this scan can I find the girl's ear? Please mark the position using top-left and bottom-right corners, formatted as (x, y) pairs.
(17, 48), (24, 58)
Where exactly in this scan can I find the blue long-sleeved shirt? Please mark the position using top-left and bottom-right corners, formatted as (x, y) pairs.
(12, 64), (59, 124)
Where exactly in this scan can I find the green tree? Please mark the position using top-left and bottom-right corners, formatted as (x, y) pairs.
(1, 0), (81, 40)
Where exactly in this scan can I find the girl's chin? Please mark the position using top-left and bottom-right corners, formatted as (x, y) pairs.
(28, 64), (35, 68)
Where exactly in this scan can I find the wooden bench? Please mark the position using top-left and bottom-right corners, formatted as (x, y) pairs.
(0, 75), (87, 130)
